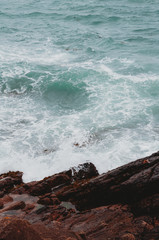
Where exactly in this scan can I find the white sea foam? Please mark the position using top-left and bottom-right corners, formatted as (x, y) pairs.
(1, 28), (159, 182)
(0, 83), (159, 183)
(0, 44), (74, 67)
(1, 52), (159, 182)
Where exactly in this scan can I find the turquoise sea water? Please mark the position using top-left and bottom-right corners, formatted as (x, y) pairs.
(1, 0), (159, 181)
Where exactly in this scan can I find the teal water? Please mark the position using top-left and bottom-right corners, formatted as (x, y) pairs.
(1, 0), (159, 181)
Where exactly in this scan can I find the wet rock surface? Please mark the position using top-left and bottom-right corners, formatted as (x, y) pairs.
(1, 154), (159, 239)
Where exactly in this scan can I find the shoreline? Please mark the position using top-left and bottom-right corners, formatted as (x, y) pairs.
(1, 151), (159, 239)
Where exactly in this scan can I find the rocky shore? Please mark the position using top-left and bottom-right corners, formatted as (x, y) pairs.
(1, 152), (159, 239)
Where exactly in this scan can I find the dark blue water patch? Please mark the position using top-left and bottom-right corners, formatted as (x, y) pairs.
(42, 80), (90, 111)
(0, 76), (34, 95)
(107, 16), (121, 22)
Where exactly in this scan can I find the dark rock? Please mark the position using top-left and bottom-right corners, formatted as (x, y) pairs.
(0, 191), (4, 198)
(35, 204), (47, 214)
(37, 194), (60, 205)
(0, 200), (3, 209)
(24, 203), (35, 212)
(70, 162), (99, 181)
(56, 151), (159, 211)
(120, 233), (135, 240)
(1, 153), (159, 239)
(0, 171), (23, 194)
(28, 173), (71, 196)
(37, 197), (52, 205)
(0, 171), (23, 184)
(132, 193), (159, 215)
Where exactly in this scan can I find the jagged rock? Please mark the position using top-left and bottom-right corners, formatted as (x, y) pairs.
(0, 195), (13, 205)
(1, 154), (159, 239)
(0, 217), (83, 240)
(37, 193), (60, 205)
(23, 162), (98, 197)
(61, 204), (144, 240)
(56, 151), (159, 211)
(0, 171), (23, 194)
(0, 201), (26, 213)
(0, 218), (43, 240)
(70, 162), (99, 181)
(27, 173), (71, 196)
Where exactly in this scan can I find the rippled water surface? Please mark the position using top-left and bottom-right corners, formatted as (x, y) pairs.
(1, 0), (159, 181)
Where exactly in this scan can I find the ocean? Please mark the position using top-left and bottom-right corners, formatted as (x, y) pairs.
(1, 0), (159, 182)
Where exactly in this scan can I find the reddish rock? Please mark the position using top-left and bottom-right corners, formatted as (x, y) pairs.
(121, 233), (135, 240)
(24, 203), (35, 212)
(1, 154), (159, 239)
(0, 171), (23, 194)
(38, 196), (60, 205)
(1, 194), (13, 204)
(0, 171), (23, 183)
(0, 217), (84, 240)
(0, 218), (43, 240)
(32, 222), (84, 240)
(50, 193), (61, 205)
(28, 173), (71, 196)
(38, 193), (60, 205)
(61, 204), (146, 240)
(0, 201), (26, 213)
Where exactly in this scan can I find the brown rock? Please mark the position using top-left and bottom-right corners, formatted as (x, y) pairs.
(1, 194), (13, 204)
(132, 193), (159, 215)
(24, 203), (35, 211)
(0, 200), (3, 209)
(56, 151), (159, 211)
(32, 222), (84, 240)
(61, 204), (137, 240)
(0, 171), (23, 194)
(1, 153), (159, 239)
(0, 218), (43, 240)
(0, 201), (26, 213)
(38, 197), (52, 205)
(28, 173), (71, 196)
(38, 194), (60, 205)
(121, 233), (135, 240)
(0, 191), (4, 197)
